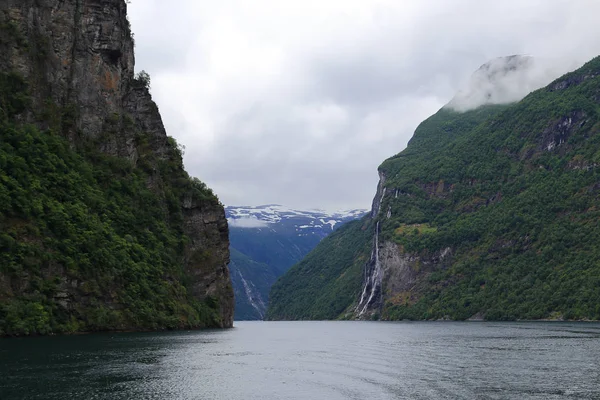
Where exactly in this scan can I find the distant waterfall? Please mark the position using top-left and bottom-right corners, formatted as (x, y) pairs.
(238, 271), (266, 319)
(356, 221), (383, 317)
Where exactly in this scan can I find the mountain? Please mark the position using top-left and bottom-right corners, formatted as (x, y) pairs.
(0, 0), (233, 335)
(229, 248), (275, 321)
(226, 205), (367, 320)
(446, 55), (557, 112)
(268, 55), (600, 321)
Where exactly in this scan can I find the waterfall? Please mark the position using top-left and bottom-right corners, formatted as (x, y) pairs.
(239, 271), (266, 319)
(356, 221), (383, 317)
(370, 172), (387, 218)
(357, 172), (387, 317)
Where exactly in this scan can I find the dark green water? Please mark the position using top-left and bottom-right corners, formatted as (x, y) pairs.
(1, 321), (600, 399)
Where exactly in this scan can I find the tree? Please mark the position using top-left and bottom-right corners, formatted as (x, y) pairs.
(134, 70), (151, 90)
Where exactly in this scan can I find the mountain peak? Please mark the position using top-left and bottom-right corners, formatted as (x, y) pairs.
(445, 55), (554, 112)
(226, 205), (368, 227)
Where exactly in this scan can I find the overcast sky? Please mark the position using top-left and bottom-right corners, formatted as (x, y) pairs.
(127, 0), (600, 211)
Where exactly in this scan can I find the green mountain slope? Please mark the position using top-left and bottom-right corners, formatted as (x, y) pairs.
(267, 220), (372, 320)
(268, 56), (600, 321)
(0, 1), (233, 335)
(226, 205), (366, 320)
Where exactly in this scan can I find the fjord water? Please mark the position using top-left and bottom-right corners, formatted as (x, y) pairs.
(1, 322), (599, 399)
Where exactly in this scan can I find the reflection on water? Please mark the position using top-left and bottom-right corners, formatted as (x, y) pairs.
(1, 321), (600, 399)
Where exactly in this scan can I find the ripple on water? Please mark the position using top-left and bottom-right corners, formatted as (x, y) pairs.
(1, 321), (600, 400)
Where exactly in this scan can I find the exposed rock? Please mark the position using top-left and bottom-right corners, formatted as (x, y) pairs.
(355, 221), (383, 317)
(0, 0), (134, 139)
(420, 180), (453, 199)
(183, 198), (234, 328)
(549, 72), (599, 92)
(370, 171), (387, 218)
(355, 161), (455, 318)
(270, 55), (600, 323)
(0, 0), (233, 331)
(467, 312), (485, 321)
(380, 242), (418, 305)
(537, 111), (588, 154)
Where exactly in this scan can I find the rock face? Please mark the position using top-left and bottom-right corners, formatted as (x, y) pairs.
(0, 0), (233, 332)
(0, 0), (174, 161)
(268, 55), (600, 322)
(1, 0), (132, 137)
(183, 198), (233, 328)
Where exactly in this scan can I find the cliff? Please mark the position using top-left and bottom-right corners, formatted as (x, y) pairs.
(0, 0), (233, 335)
(268, 55), (600, 321)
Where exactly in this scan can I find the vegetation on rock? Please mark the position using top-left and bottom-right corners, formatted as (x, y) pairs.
(268, 56), (600, 322)
(267, 220), (372, 320)
(0, 71), (224, 335)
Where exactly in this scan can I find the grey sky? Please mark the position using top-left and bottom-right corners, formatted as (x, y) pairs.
(127, 0), (600, 211)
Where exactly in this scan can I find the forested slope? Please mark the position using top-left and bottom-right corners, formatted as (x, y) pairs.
(268, 56), (600, 321)
(0, 0), (233, 335)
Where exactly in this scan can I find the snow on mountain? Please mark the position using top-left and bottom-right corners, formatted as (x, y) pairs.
(226, 204), (368, 320)
(225, 204), (368, 232)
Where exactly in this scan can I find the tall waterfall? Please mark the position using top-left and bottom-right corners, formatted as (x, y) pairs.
(356, 221), (383, 316)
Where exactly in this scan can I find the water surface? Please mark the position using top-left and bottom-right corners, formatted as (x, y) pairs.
(1, 321), (599, 399)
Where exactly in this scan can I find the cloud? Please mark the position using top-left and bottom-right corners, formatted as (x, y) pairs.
(445, 55), (574, 112)
(227, 217), (269, 229)
(127, 0), (600, 211)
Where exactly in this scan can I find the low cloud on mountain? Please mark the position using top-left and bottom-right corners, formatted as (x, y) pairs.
(227, 216), (270, 229)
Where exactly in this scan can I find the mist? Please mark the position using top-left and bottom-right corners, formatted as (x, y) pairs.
(446, 55), (586, 112)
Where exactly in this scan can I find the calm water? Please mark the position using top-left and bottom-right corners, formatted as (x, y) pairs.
(1, 321), (600, 399)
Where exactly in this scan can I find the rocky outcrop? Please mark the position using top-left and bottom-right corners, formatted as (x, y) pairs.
(355, 173), (453, 319)
(0, 0), (233, 331)
(370, 172), (387, 218)
(537, 111), (588, 154)
(271, 55), (600, 322)
(183, 198), (234, 328)
(381, 244), (452, 309)
(355, 221), (383, 317)
(1, 0), (133, 137)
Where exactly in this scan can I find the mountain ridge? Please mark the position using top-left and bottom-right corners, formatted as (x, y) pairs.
(227, 204), (367, 227)
(268, 55), (600, 322)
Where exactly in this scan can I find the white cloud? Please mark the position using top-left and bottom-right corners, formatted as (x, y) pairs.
(445, 55), (573, 112)
(127, 0), (600, 210)
(227, 217), (269, 229)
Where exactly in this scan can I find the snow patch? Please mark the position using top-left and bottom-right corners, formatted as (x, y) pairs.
(226, 204), (368, 225)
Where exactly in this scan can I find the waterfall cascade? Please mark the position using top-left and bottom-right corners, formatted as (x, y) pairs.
(356, 221), (383, 316)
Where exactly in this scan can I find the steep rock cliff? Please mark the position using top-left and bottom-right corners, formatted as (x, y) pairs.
(0, 0), (233, 334)
(268, 55), (600, 321)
